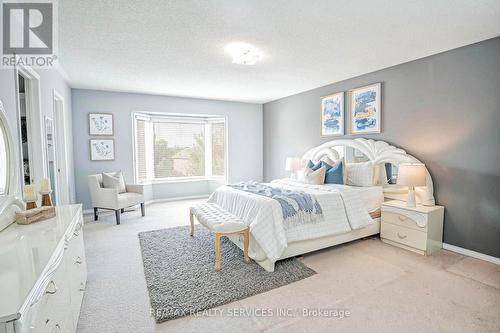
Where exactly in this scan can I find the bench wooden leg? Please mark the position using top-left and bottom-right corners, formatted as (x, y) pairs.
(215, 233), (221, 272)
(243, 228), (250, 264)
(189, 211), (194, 236)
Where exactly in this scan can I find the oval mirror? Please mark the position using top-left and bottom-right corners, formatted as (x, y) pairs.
(0, 123), (7, 195)
(0, 100), (24, 231)
(0, 101), (12, 196)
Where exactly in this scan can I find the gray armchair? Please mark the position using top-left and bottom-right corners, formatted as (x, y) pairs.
(88, 174), (145, 225)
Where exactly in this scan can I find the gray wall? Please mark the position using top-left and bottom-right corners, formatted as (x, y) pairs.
(263, 37), (500, 258)
(71, 89), (263, 209)
(0, 67), (75, 202)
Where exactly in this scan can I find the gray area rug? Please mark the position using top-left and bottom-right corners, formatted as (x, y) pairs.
(138, 225), (316, 323)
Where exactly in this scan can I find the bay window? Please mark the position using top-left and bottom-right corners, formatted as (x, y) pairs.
(133, 113), (226, 182)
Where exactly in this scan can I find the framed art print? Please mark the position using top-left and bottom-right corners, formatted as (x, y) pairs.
(89, 113), (113, 136)
(320, 92), (344, 136)
(90, 139), (115, 161)
(349, 83), (381, 134)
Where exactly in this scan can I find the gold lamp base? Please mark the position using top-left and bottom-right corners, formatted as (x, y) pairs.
(41, 192), (53, 207)
(26, 201), (37, 210)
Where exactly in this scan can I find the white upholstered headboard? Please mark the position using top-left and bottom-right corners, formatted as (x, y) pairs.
(302, 138), (435, 206)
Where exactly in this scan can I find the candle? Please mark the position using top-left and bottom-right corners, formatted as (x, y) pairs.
(23, 185), (37, 202)
(39, 178), (51, 193)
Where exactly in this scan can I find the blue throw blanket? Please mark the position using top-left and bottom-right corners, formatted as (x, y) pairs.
(228, 181), (323, 227)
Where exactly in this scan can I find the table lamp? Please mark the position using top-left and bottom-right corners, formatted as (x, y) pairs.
(397, 163), (426, 208)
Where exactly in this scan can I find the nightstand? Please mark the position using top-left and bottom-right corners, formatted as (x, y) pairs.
(380, 200), (444, 255)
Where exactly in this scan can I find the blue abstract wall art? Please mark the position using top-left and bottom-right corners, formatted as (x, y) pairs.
(321, 92), (344, 136)
(349, 83), (381, 134)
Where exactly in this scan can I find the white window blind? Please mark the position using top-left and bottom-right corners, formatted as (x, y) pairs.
(133, 113), (226, 182)
(153, 121), (205, 178)
(135, 119), (147, 181)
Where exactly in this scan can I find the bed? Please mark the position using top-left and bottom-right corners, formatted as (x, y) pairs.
(208, 138), (435, 272)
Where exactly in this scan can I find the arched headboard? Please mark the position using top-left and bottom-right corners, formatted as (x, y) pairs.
(302, 138), (435, 206)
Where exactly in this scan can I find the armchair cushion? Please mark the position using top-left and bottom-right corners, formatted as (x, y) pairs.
(117, 192), (144, 208)
(102, 171), (126, 193)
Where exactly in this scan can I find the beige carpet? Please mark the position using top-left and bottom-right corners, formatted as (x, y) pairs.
(77, 199), (500, 333)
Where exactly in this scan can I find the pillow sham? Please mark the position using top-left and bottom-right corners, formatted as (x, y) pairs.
(324, 160), (344, 184)
(307, 159), (335, 171)
(301, 166), (326, 185)
(102, 171), (126, 193)
(345, 162), (375, 186)
(306, 160), (322, 171)
(306, 158), (344, 184)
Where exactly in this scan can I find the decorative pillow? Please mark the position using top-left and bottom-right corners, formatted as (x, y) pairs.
(324, 160), (344, 184)
(306, 160), (322, 171)
(102, 171), (126, 193)
(345, 162), (375, 186)
(385, 163), (393, 183)
(306, 158), (344, 184)
(301, 166), (326, 185)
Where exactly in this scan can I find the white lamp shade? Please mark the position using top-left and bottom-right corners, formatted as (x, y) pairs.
(285, 157), (301, 172)
(397, 163), (426, 187)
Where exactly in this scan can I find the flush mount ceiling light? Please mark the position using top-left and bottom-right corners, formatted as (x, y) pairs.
(225, 42), (262, 65)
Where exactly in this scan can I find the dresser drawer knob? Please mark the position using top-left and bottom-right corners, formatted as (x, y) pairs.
(398, 215), (407, 221)
(75, 256), (83, 264)
(45, 280), (57, 294)
(397, 232), (407, 239)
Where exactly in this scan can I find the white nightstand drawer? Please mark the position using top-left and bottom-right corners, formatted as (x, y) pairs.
(381, 222), (427, 251)
(382, 211), (427, 232)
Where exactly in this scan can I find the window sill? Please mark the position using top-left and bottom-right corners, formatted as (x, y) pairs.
(138, 177), (226, 185)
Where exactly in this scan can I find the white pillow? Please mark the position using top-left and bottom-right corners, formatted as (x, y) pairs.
(102, 171), (126, 193)
(300, 166), (326, 185)
(346, 162), (375, 186)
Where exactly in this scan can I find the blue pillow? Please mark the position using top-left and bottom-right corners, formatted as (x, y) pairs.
(307, 160), (343, 184)
(385, 163), (393, 183)
(307, 160), (323, 171)
(324, 161), (344, 184)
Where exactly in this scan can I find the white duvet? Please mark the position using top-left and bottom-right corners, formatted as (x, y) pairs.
(208, 179), (381, 263)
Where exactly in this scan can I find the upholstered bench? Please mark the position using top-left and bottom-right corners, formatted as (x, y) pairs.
(189, 203), (250, 272)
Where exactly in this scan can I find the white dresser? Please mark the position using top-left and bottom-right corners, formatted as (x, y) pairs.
(0, 205), (87, 333)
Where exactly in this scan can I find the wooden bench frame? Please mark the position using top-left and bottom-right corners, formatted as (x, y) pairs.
(190, 211), (250, 272)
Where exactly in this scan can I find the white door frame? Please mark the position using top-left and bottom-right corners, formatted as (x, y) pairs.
(51, 89), (70, 204)
(14, 64), (45, 187)
(43, 116), (59, 205)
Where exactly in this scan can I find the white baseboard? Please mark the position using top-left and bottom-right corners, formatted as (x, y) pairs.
(443, 243), (500, 266)
(82, 195), (209, 215)
(145, 195), (209, 205)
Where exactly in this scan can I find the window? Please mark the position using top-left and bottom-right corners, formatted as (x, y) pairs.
(134, 113), (226, 182)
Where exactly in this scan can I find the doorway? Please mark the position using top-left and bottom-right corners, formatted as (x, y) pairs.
(15, 65), (45, 195)
(17, 74), (34, 185)
(51, 90), (70, 204)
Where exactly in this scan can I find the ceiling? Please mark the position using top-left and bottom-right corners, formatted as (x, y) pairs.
(59, 0), (500, 103)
